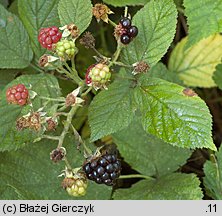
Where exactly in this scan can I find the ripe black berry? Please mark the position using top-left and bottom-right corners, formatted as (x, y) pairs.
(83, 154), (121, 186)
(106, 164), (114, 173)
(121, 34), (131, 45)
(127, 26), (138, 38)
(120, 17), (131, 28)
(99, 158), (108, 166)
(97, 167), (105, 175)
(84, 164), (91, 174)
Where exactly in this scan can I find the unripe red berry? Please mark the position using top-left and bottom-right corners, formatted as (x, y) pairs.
(38, 26), (62, 50)
(6, 84), (29, 106)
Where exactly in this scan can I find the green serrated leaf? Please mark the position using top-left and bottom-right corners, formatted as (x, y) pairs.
(0, 136), (112, 199)
(113, 119), (192, 176)
(135, 77), (216, 150)
(113, 173), (203, 200)
(213, 63), (222, 90)
(18, 0), (60, 58)
(203, 145), (222, 200)
(0, 4), (33, 69)
(103, 0), (149, 7)
(0, 70), (18, 91)
(121, 0), (177, 67)
(0, 186), (25, 200)
(184, 0), (222, 48)
(0, 74), (61, 152)
(169, 34), (222, 88)
(143, 62), (183, 85)
(89, 80), (135, 142)
(58, 0), (92, 34)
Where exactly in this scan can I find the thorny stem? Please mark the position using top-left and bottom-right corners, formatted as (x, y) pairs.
(64, 156), (72, 171)
(113, 61), (133, 68)
(92, 47), (107, 59)
(81, 86), (93, 97)
(70, 124), (92, 157)
(109, 42), (123, 67)
(56, 67), (74, 81)
(39, 96), (65, 102)
(63, 61), (83, 85)
(57, 106), (79, 149)
(119, 174), (155, 181)
(70, 55), (84, 86)
(57, 105), (68, 112)
(53, 112), (68, 117)
(42, 135), (60, 141)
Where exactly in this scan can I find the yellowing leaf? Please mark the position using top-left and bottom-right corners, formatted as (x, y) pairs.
(168, 34), (222, 87)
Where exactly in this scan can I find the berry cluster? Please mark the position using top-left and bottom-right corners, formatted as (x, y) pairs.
(6, 84), (29, 106)
(62, 176), (88, 197)
(119, 17), (138, 45)
(38, 26), (62, 50)
(55, 40), (76, 59)
(83, 154), (121, 186)
(86, 63), (111, 89)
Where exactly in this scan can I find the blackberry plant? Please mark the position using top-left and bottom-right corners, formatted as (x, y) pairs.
(0, 0), (221, 201)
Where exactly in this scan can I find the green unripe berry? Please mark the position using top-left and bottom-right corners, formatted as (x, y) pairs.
(55, 39), (76, 59)
(62, 176), (88, 197)
(64, 42), (71, 49)
(88, 63), (111, 90)
(100, 70), (106, 79)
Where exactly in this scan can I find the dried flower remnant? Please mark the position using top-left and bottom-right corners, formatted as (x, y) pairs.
(133, 61), (150, 75)
(92, 4), (114, 23)
(79, 32), (95, 49)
